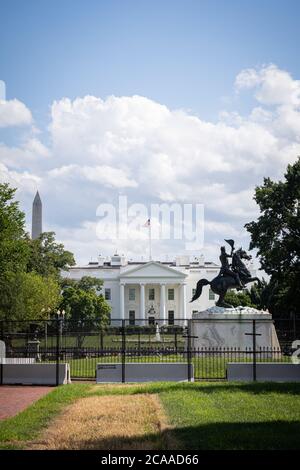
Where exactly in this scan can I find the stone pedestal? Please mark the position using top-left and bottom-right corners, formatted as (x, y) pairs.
(191, 307), (280, 350)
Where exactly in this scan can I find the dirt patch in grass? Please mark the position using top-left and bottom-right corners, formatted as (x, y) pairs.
(27, 393), (176, 450)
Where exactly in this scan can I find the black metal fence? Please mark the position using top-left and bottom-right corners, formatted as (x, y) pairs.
(0, 317), (298, 384)
(273, 316), (300, 353)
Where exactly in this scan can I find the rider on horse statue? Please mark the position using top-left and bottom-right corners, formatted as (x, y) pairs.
(218, 241), (244, 289)
(190, 239), (261, 308)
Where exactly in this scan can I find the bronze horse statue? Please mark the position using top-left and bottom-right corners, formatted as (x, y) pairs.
(191, 247), (261, 308)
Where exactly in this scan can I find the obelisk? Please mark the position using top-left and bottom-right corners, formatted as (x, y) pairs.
(32, 191), (42, 239)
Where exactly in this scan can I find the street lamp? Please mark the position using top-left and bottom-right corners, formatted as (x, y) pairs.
(56, 309), (65, 318)
(56, 310), (65, 347)
(41, 307), (52, 348)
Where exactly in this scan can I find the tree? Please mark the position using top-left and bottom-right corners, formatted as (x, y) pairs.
(77, 276), (103, 293)
(26, 232), (75, 277)
(245, 158), (300, 316)
(0, 183), (29, 274)
(248, 279), (270, 310)
(224, 290), (254, 308)
(0, 183), (75, 323)
(60, 276), (110, 347)
(224, 281), (270, 309)
(0, 272), (61, 321)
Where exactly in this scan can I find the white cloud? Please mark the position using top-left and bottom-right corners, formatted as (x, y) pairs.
(48, 164), (137, 188)
(235, 64), (300, 107)
(1, 64), (300, 264)
(25, 138), (50, 158)
(0, 163), (41, 193)
(0, 99), (32, 127)
(0, 138), (50, 170)
(235, 68), (261, 90)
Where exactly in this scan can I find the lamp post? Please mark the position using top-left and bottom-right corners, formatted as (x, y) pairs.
(56, 309), (65, 349)
(41, 307), (52, 349)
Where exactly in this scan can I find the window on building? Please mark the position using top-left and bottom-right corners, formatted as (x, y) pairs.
(129, 288), (135, 301)
(192, 310), (198, 314)
(105, 288), (111, 301)
(149, 288), (155, 300)
(168, 310), (174, 325)
(192, 288), (196, 297)
(168, 288), (175, 301)
(129, 310), (135, 326)
(209, 288), (215, 300)
(148, 316), (155, 325)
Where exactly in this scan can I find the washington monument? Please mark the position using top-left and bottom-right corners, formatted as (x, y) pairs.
(32, 191), (42, 239)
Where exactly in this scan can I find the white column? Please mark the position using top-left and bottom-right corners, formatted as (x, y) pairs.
(140, 283), (145, 324)
(160, 283), (166, 324)
(119, 283), (125, 321)
(180, 283), (187, 322)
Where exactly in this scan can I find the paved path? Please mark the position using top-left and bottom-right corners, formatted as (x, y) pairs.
(0, 386), (52, 420)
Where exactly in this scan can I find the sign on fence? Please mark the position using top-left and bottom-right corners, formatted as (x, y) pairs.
(96, 362), (193, 383)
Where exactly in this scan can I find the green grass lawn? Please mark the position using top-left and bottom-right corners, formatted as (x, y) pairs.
(68, 353), (291, 379)
(1, 382), (299, 450)
(12, 333), (186, 349)
(159, 382), (300, 449)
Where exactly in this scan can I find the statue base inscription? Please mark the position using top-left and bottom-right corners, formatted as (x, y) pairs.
(191, 306), (280, 350)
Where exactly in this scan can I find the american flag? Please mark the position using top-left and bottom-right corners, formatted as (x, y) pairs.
(143, 218), (151, 227)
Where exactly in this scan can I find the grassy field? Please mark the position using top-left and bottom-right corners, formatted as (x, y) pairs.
(1, 382), (299, 450)
(68, 353), (291, 379)
(16, 352), (290, 379)
(12, 332), (186, 349)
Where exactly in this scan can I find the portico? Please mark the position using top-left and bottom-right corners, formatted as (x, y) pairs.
(119, 261), (187, 324)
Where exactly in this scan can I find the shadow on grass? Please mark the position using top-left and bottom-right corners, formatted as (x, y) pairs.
(63, 420), (300, 450)
(91, 381), (300, 396)
(170, 420), (300, 450)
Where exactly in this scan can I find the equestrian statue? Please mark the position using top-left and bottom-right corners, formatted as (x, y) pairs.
(190, 239), (261, 308)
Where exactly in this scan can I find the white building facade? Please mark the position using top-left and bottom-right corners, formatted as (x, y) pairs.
(63, 254), (226, 325)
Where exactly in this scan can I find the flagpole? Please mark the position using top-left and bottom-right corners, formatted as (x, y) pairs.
(149, 222), (152, 261)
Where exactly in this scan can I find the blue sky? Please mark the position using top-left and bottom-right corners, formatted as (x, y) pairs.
(1, 0), (300, 121)
(0, 1), (300, 265)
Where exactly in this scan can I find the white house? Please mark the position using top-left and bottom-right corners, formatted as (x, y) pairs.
(62, 253), (231, 325)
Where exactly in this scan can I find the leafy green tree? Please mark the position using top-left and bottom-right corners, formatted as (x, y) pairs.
(0, 183), (75, 322)
(249, 279), (270, 310)
(60, 276), (103, 294)
(60, 276), (110, 347)
(0, 183), (29, 274)
(224, 290), (254, 308)
(245, 158), (300, 316)
(77, 276), (103, 292)
(0, 272), (60, 321)
(26, 232), (75, 277)
(224, 280), (272, 310)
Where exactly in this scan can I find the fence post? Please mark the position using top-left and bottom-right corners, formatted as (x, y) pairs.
(245, 319), (261, 382)
(138, 329), (141, 355)
(252, 320), (257, 382)
(121, 319), (126, 383)
(0, 320), (4, 386)
(45, 321), (48, 349)
(56, 319), (60, 386)
(293, 312), (296, 340)
(100, 328), (104, 349)
(187, 319), (192, 382)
